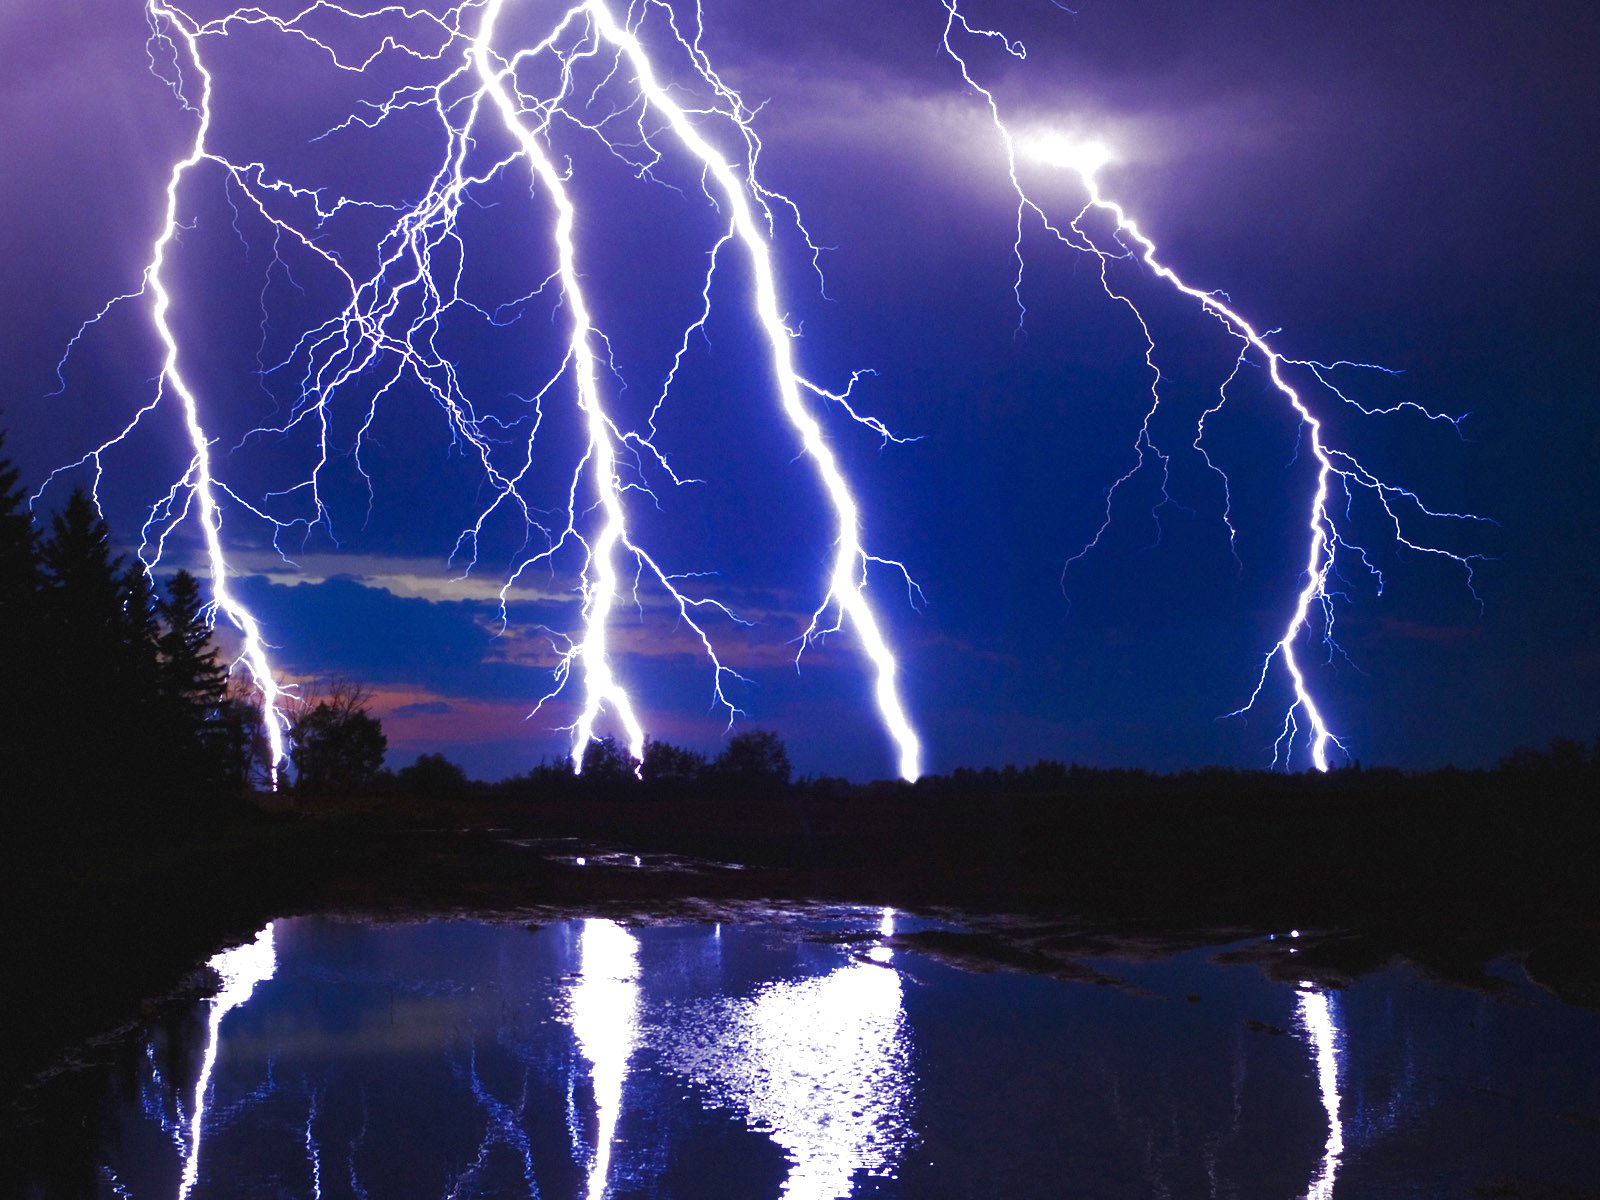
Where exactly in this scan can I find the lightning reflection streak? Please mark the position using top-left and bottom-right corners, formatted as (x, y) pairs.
(1296, 986), (1345, 1200)
(656, 910), (912, 1199)
(567, 918), (642, 1199)
(177, 923), (277, 1200)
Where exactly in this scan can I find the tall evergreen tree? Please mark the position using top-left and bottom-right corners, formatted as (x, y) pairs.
(0, 432), (48, 793)
(39, 490), (151, 801)
(0, 431), (40, 614)
(122, 561), (166, 739)
(7, 468), (261, 811)
(158, 568), (230, 785)
(40, 489), (127, 658)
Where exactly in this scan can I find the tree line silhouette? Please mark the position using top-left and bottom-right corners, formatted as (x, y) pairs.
(2, 432), (411, 816)
(2, 439), (266, 823)
(3, 429), (793, 817)
(7, 430), (1595, 821)
(371, 730), (791, 803)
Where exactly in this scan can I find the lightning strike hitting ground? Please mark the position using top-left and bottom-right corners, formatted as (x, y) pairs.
(47, 0), (923, 781)
(43, 0), (294, 780)
(42, 0), (1480, 778)
(940, 1), (1485, 770)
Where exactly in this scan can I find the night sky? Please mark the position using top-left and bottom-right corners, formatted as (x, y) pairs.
(2, 0), (1596, 781)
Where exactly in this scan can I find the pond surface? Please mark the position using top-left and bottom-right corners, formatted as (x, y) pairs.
(24, 908), (1600, 1198)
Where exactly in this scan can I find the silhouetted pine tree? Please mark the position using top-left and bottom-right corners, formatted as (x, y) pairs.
(0, 433), (49, 794)
(2, 441), (264, 816)
(122, 560), (167, 762)
(0, 433), (39, 609)
(158, 568), (230, 786)
(37, 489), (178, 807)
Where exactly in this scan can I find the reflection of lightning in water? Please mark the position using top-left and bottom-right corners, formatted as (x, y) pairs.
(940, 0), (1485, 770)
(304, 1087), (324, 1200)
(347, 1089), (372, 1200)
(567, 918), (642, 1199)
(177, 923), (278, 1200)
(659, 911), (912, 1200)
(869, 906), (896, 964)
(1295, 986), (1344, 1200)
(450, 1050), (540, 1198)
(137, 1041), (192, 1153)
(74, 916), (1402, 1197)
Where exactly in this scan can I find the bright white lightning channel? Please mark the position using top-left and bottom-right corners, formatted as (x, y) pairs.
(942, 1), (1485, 771)
(51, 0), (923, 782)
(471, 0), (920, 778)
(579, 0), (922, 781)
(472, 0), (652, 771)
(1035, 131), (1348, 770)
(42, 0), (294, 780)
(49, 0), (1477, 779)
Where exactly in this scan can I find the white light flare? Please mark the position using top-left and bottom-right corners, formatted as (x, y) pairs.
(178, 923), (278, 1200)
(1020, 131), (1114, 183)
(869, 906), (896, 964)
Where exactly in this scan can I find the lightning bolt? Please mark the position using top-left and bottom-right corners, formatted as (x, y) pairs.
(42, 0), (295, 781)
(48, 0), (923, 781)
(940, 1), (1486, 771)
(44, 0), (1480, 780)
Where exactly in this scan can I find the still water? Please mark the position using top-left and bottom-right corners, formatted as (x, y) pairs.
(30, 909), (1600, 1198)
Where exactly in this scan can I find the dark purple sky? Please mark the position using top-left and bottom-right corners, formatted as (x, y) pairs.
(3, 0), (1596, 780)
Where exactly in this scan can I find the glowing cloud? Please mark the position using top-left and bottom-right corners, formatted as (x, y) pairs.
(1020, 131), (1114, 182)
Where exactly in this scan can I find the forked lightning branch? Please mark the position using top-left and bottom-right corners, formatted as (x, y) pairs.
(44, 0), (1482, 780)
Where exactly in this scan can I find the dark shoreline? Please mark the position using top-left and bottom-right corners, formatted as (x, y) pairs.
(7, 767), (1597, 1124)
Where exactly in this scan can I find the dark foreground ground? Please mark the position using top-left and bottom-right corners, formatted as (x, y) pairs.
(6, 765), (1598, 1132)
